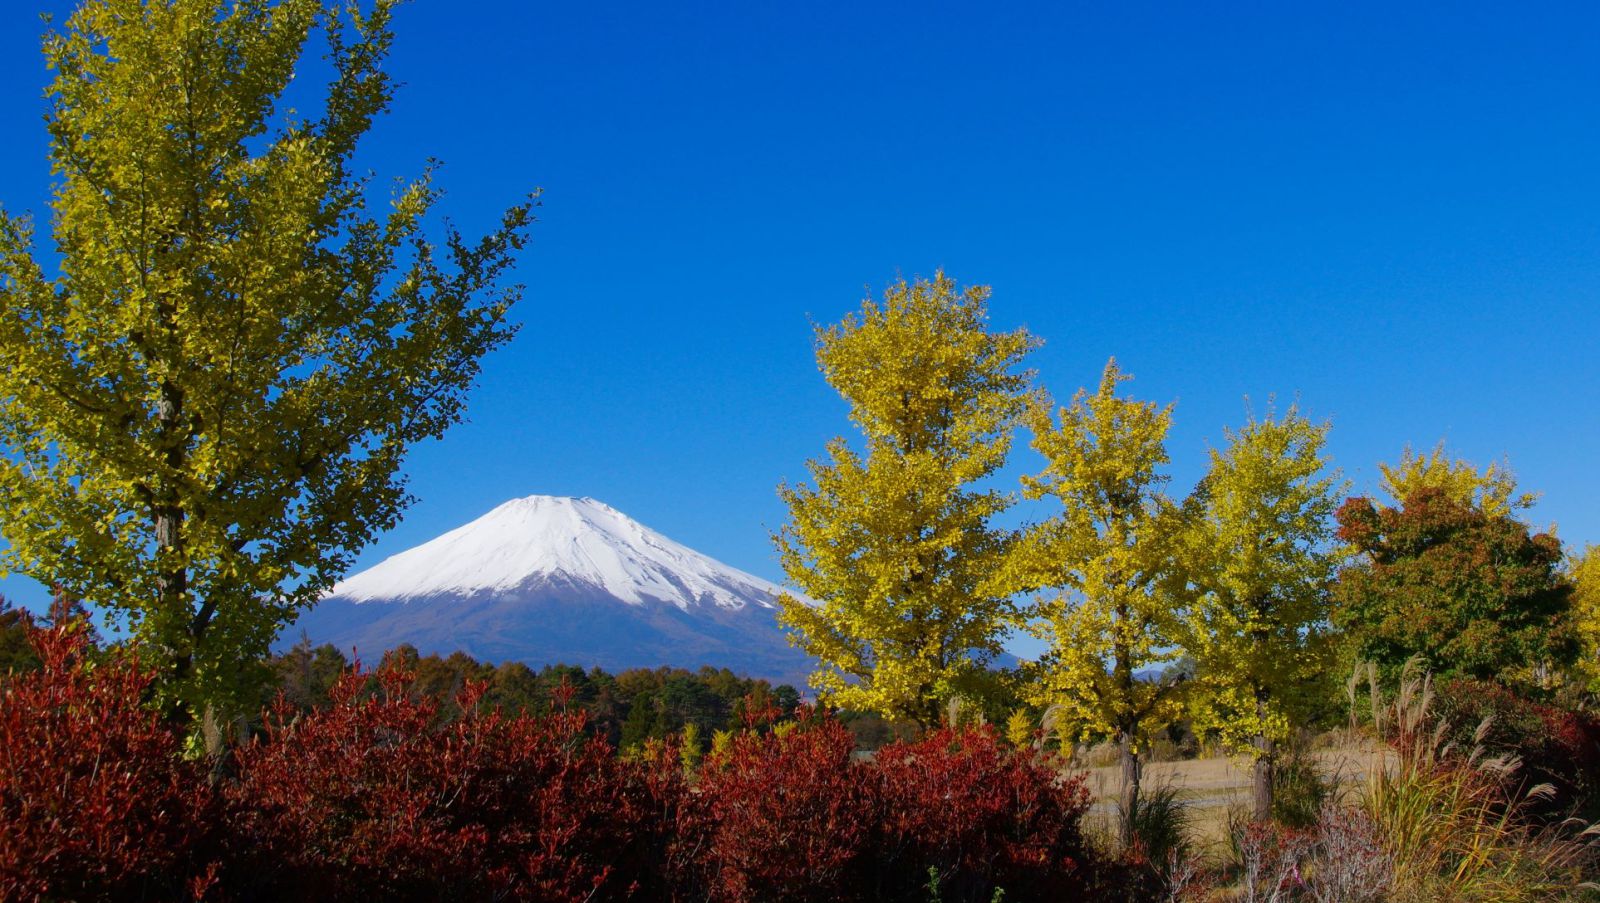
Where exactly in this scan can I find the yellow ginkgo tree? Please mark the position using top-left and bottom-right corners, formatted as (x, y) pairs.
(0, 0), (533, 720)
(1010, 359), (1184, 845)
(1379, 441), (1535, 516)
(1570, 545), (1600, 695)
(1175, 407), (1343, 822)
(775, 273), (1039, 727)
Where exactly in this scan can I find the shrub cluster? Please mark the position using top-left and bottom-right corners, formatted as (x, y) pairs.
(679, 717), (1101, 901)
(0, 624), (1107, 902)
(1339, 671), (1593, 901)
(1225, 806), (1391, 903)
(0, 625), (219, 901)
(1434, 677), (1600, 817)
(224, 670), (674, 901)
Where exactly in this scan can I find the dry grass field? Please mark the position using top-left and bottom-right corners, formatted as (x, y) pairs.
(1075, 741), (1388, 851)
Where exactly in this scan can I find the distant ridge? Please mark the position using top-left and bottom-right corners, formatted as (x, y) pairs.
(286, 495), (815, 687)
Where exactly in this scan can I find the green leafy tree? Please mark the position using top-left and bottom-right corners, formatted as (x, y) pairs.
(0, 0), (533, 719)
(775, 273), (1039, 726)
(1176, 407), (1342, 821)
(1008, 359), (1183, 845)
(619, 688), (660, 750)
(0, 597), (39, 676)
(1332, 473), (1575, 688)
(484, 660), (543, 714)
(265, 635), (348, 710)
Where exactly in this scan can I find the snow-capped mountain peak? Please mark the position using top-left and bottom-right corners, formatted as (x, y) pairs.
(326, 495), (789, 612)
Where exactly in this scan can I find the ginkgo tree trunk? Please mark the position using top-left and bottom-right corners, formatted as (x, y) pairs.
(0, 0), (533, 720)
(1009, 359), (1185, 848)
(775, 273), (1039, 728)
(1175, 407), (1342, 823)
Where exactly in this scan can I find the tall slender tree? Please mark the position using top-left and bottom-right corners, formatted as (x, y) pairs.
(0, 0), (534, 719)
(775, 273), (1039, 726)
(1176, 407), (1342, 822)
(1009, 359), (1183, 845)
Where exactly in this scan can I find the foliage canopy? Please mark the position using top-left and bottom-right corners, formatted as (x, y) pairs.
(1332, 486), (1575, 686)
(1178, 407), (1342, 755)
(775, 273), (1038, 725)
(0, 0), (534, 717)
(1010, 359), (1185, 752)
(1175, 406), (1343, 820)
(1571, 544), (1600, 695)
(1379, 442), (1536, 518)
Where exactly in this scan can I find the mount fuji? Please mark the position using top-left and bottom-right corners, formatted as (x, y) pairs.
(284, 495), (816, 687)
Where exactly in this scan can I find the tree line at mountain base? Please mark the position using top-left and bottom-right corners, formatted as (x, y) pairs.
(270, 634), (806, 751)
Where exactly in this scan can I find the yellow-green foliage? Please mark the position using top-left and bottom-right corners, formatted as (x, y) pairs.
(1572, 544), (1600, 696)
(679, 722), (704, 771)
(775, 273), (1039, 725)
(1177, 407), (1342, 755)
(0, 0), (533, 717)
(1379, 441), (1535, 517)
(1009, 359), (1183, 751)
(1004, 708), (1034, 749)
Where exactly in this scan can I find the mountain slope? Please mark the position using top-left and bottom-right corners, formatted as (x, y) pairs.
(285, 496), (815, 686)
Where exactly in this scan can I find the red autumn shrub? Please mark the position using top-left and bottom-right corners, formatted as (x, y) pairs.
(690, 710), (875, 902)
(1435, 678), (1600, 817)
(1547, 707), (1600, 796)
(623, 736), (700, 899)
(870, 726), (1098, 901)
(0, 624), (217, 902)
(0, 627), (1113, 901)
(228, 665), (677, 901)
(685, 715), (1109, 902)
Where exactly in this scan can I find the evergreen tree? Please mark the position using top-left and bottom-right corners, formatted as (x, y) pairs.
(0, 597), (39, 676)
(267, 635), (348, 711)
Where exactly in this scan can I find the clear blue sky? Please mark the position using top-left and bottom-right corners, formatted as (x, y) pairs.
(2, 3), (1597, 645)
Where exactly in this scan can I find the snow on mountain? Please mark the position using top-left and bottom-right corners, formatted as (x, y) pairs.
(327, 495), (789, 611)
(286, 496), (814, 686)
